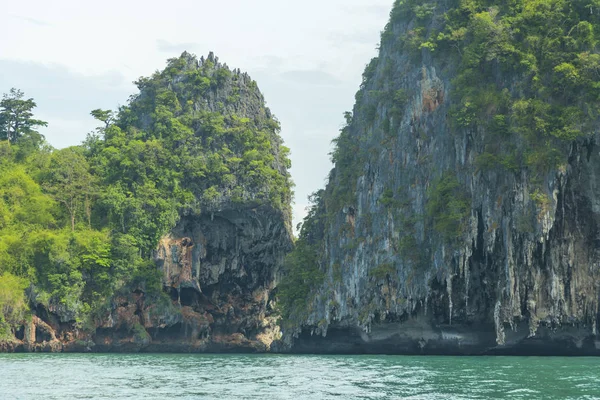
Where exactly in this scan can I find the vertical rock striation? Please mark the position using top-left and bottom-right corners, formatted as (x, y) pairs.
(151, 206), (291, 352)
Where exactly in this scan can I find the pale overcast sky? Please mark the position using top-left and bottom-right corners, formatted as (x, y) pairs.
(0, 0), (392, 227)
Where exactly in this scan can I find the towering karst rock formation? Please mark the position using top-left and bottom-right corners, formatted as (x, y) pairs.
(95, 52), (294, 352)
(5, 52), (293, 352)
(279, 0), (600, 355)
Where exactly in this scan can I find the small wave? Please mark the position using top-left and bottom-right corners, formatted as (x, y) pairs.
(506, 388), (541, 394)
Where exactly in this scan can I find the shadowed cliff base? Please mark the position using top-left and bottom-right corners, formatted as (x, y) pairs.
(283, 324), (600, 356)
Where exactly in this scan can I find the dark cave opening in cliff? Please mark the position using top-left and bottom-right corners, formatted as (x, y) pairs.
(151, 323), (184, 341)
(14, 326), (24, 341)
(179, 288), (200, 307)
(35, 304), (50, 323)
(474, 210), (485, 263)
(94, 326), (133, 344)
(168, 287), (207, 309)
(35, 326), (52, 343)
(294, 327), (367, 354)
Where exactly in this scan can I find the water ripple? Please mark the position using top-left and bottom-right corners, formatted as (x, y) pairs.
(0, 354), (600, 399)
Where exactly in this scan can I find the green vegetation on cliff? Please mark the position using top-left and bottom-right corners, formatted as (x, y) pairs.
(426, 174), (471, 242)
(0, 273), (29, 340)
(392, 0), (600, 176)
(0, 53), (292, 338)
(278, 191), (326, 324)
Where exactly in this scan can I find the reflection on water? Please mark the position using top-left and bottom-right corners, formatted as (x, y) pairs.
(0, 354), (599, 399)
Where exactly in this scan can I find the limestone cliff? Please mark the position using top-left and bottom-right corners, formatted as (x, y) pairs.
(86, 207), (290, 353)
(280, 0), (600, 355)
(2, 53), (292, 353)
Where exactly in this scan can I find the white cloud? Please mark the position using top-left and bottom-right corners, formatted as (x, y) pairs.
(10, 14), (51, 27)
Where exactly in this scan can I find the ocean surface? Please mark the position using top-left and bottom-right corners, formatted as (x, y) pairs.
(0, 354), (599, 399)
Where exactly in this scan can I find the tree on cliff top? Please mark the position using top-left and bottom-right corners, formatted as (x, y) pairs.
(0, 88), (47, 145)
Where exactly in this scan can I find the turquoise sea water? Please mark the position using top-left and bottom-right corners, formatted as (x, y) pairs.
(0, 354), (599, 399)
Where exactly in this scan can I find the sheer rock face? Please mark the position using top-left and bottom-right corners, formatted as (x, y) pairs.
(150, 207), (291, 352)
(281, 5), (600, 355)
(88, 207), (290, 353)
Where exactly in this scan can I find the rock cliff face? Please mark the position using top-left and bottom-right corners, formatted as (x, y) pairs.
(83, 209), (290, 353)
(280, 1), (600, 355)
(148, 206), (290, 352)
(84, 208), (291, 353)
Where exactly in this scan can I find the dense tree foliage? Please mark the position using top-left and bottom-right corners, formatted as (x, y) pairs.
(277, 190), (326, 324)
(0, 273), (29, 340)
(87, 53), (292, 254)
(0, 53), (292, 336)
(42, 147), (96, 232)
